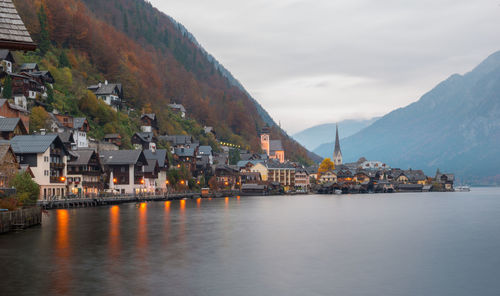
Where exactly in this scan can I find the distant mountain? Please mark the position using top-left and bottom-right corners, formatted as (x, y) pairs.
(294, 118), (379, 151)
(317, 51), (500, 185)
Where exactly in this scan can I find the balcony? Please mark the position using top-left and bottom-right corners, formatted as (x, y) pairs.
(50, 162), (65, 169)
(50, 176), (65, 184)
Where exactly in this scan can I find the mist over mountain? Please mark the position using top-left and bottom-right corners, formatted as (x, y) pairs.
(317, 51), (500, 184)
(294, 118), (379, 151)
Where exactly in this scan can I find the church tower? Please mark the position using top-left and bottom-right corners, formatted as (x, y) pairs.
(260, 126), (270, 156)
(333, 124), (343, 166)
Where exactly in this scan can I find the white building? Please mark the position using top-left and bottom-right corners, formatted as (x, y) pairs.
(10, 135), (69, 200)
(87, 80), (123, 111)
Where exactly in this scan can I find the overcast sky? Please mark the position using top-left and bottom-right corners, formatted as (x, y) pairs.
(150, 0), (500, 133)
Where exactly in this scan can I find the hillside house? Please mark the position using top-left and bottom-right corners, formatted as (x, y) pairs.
(10, 135), (69, 200)
(140, 113), (157, 133)
(168, 103), (186, 118)
(0, 99), (29, 130)
(73, 117), (90, 148)
(132, 132), (156, 150)
(0, 117), (27, 140)
(104, 134), (122, 147)
(101, 150), (148, 194)
(144, 148), (169, 192)
(67, 150), (103, 197)
(88, 80), (123, 110)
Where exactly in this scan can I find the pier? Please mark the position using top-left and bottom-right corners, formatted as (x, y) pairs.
(38, 190), (241, 210)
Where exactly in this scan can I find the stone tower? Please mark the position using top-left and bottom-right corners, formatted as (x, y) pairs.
(261, 126), (270, 156)
(333, 124), (343, 166)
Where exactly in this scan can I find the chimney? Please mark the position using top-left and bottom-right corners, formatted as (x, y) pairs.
(98, 81), (102, 88)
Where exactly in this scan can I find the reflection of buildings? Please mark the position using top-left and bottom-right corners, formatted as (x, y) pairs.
(260, 126), (285, 163)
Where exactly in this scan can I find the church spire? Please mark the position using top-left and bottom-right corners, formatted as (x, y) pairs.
(333, 124), (343, 166)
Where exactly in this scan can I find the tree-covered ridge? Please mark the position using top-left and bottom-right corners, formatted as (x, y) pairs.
(13, 0), (313, 164)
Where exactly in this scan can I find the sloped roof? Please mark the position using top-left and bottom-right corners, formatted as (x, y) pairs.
(143, 149), (168, 167)
(141, 113), (156, 120)
(88, 82), (122, 96)
(68, 150), (95, 166)
(73, 117), (87, 130)
(0, 117), (23, 132)
(100, 150), (145, 165)
(144, 158), (158, 173)
(0, 99), (28, 113)
(159, 135), (192, 145)
(134, 132), (154, 143)
(104, 133), (121, 139)
(0, 49), (14, 62)
(197, 145), (212, 155)
(0, 142), (14, 160)
(266, 160), (295, 169)
(19, 63), (38, 71)
(236, 160), (264, 168)
(168, 103), (186, 112)
(270, 140), (283, 152)
(10, 134), (64, 154)
(174, 147), (195, 157)
(53, 131), (74, 144)
(0, 0), (36, 51)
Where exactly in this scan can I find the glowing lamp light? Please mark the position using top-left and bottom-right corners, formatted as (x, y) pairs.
(140, 179), (145, 184)
(180, 180), (185, 185)
(224, 181), (229, 186)
(166, 180), (170, 185)
(177, 164), (181, 168)
(113, 178), (117, 184)
(60, 176), (66, 182)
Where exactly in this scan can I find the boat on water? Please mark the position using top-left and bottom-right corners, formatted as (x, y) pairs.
(455, 186), (471, 192)
(334, 189), (342, 195)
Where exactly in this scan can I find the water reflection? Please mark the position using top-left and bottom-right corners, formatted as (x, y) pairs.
(109, 206), (120, 257)
(196, 198), (201, 208)
(53, 210), (72, 295)
(163, 201), (171, 244)
(137, 203), (148, 254)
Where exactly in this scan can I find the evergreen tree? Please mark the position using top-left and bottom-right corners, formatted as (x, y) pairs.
(1, 76), (12, 99)
(38, 5), (50, 55)
(58, 51), (70, 68)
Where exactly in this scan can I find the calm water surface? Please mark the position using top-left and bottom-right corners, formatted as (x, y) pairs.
(1, 188), (500, 296)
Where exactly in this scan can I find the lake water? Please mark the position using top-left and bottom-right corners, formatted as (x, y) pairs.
(1, 188), (500, 296)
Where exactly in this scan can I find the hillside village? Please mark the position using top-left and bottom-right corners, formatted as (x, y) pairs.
(0, 1), (456, 204)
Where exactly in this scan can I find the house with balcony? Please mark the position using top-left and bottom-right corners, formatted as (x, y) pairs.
(9, 134), (69, 200)
(266, 161), (296, 191)
(100, 150), (147, 194)
(295, 167), (310, 190)
(67, 150), (104, 197)
(87, 80), (123, 110)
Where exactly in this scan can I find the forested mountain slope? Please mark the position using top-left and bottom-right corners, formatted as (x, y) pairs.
(12, 0), (313, 163)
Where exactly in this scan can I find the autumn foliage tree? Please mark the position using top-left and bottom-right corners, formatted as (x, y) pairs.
(29, 106), (50, 133)
(318, 158), (335, 175)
